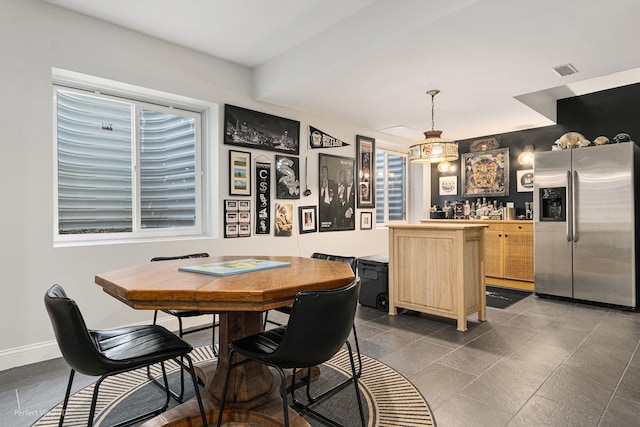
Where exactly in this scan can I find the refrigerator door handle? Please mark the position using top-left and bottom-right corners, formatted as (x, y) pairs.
(573, 170), (579, 242)
(567, 170), (573, 242)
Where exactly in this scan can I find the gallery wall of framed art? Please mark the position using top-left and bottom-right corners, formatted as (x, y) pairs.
(223, 104), (380, 238)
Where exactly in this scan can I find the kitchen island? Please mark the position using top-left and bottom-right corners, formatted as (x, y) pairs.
(388, 223), (487, 332)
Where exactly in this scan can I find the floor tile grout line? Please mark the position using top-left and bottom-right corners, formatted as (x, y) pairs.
(596, 313), (640, 427)
(501, 308), (613, 425)
(448, 302), (611, 425)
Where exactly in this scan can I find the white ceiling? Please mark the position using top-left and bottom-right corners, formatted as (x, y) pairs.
(43, 0), (640, 143)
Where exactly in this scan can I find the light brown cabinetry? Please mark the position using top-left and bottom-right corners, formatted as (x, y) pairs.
(422, 219), (534, 291)
(483, 222), (534, 290)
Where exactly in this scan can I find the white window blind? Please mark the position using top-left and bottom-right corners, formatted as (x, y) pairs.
(140, 109), (196, 229)
(375, 149), (407, 224)
(55, 87), (202, 240)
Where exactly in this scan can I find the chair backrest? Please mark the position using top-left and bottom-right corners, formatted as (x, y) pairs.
(44, 284), (110, 376)
(151, 252), (209, 262)
(311, 252), (356, 273)
(268, 279), (360, 368)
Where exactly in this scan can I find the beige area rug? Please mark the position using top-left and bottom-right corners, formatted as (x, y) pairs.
(34, 346), (435, 426)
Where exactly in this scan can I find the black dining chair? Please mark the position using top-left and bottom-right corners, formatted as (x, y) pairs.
(149, 252), (219, 402)
(44, 284), (209, 427)
(217, 279), (365, 427)
(263, 252), (363, 390)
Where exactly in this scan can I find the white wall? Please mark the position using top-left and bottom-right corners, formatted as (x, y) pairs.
(0, 0), (420, 370)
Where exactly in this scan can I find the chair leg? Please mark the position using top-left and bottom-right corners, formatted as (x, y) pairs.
(58, 369), (75, 427)
(175, 317), (186, 401)
(345, 340), (366, 427)
(276, 367), (290, 427)
(179, 355), (209, 427)
(292, 342), (365, 427)
(351, 323), (363, 378)
(146, 311), (161, 387)
(212, 315), (219, 357)
(303, 323), (362, 404)
(263, 310), (283, 329)
(147, 315), (186, 402)
(217, 349), (235, 427)
(88, 363), (173, 427)
(88, 375), (106, 426)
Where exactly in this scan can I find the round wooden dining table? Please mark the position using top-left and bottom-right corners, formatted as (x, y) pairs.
(95, 255), (356, 427)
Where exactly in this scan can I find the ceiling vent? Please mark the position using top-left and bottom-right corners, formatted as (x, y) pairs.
(552, 63), (578, 77)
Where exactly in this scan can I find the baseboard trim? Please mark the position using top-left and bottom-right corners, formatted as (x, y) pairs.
(486, 277), (534, 292)
(0, 341), (61, 372)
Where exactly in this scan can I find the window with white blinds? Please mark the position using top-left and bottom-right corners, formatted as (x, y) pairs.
(55, 87), (204, 242)
(375, 149), (407, 224)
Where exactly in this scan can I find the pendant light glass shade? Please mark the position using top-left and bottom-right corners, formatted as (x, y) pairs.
(409, 90), (458, 163)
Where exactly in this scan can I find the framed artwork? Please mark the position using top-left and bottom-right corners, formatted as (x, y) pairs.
(224, 199), (250, 238)
(439, 176), (458, 196)
(224, 104), (300, 155)
(517, 169), (534, 192)
(318, 153), (356, 232)
(298, 206), (317, 234)
(275, 155), (300, 199)
(360, 211), (373, 230)
(356, 135), (375, 208)
(274, 202), (293, 236)
(229, 150), (251, 196)
(462, 148), (509, 197)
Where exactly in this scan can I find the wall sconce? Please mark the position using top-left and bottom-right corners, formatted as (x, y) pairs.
(518, 145), (535, 165)
(437, 161), (456, 173)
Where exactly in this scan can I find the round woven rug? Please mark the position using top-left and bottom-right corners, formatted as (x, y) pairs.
(34, 346), (435, 426)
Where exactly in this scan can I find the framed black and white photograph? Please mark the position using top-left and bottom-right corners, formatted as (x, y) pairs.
(229, 150), (251, 196)
(298, 206), (317, 234)
(356, 135), (375, 208)
(517, 169), (534, 192)
(360, 211), (373, 230)
(239, 211), (250, 223)
(239, 223), (251, 237)
(275, 155), (300, 199)
(318, 153), (356, 232)
(439, 176), (458, 196)
(224, 104), (300, 155)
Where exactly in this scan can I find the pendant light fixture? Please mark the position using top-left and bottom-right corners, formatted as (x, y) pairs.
(409, 90), (459, 163)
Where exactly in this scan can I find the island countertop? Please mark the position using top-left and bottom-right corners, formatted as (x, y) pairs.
(391, 222), (489, 229)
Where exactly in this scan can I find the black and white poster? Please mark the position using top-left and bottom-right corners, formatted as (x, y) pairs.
(318, 153), (356, 232)
(275, 155), (300, 199)
(255, 162), (271, 234)
(309, 126), (349, 149)
(224, 105), (300, 155)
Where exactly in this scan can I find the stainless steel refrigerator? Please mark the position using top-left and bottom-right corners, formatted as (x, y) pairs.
(533, 142), (639, 308)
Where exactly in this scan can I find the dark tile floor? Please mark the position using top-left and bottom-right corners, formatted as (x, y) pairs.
(3, 293), (640, 426)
